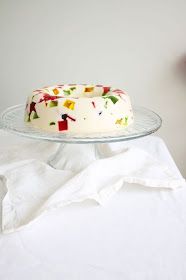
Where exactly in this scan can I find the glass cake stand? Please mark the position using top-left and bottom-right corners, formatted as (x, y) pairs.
(0, 104), (162, 171)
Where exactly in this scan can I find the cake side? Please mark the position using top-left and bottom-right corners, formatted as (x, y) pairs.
(24, 84), (134, 133)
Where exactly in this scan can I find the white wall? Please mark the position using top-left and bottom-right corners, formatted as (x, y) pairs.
(0, 0), (186, 175)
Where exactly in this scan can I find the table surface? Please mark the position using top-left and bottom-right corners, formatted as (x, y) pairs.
(0, 132), (186, 280)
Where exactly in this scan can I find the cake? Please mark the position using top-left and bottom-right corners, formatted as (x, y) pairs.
(24, 84), (134, 133)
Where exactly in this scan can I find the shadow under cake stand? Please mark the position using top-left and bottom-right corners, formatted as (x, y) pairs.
(0, 105), (162, 172)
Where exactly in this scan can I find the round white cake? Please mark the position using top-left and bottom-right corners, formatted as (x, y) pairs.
(24, 84), (134, 133)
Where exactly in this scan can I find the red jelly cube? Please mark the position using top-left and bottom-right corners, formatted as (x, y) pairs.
(30, 102), (36, 113)
(103, 87), (110, 94)
(58, 120), (68, 131)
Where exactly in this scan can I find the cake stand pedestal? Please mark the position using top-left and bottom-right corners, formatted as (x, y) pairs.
(0, 105), (162, 172)
(47, 142), (118, 172)
(48, 143), (105, 172)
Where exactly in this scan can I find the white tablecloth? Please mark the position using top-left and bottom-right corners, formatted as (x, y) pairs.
(0, 132), (186, 280)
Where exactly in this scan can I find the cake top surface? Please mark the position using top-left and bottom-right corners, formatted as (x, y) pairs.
(32, 84), (126, 99)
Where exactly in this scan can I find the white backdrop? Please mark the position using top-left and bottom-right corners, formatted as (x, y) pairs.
(0, 0), (186, 175)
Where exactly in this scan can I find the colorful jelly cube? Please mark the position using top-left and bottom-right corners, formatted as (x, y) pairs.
(108, 96), (118, 104)
(84, 87), (94, 92)
(33, 112), (39, 119)
(49, 100), (58, 107)
(115, 118), (123, 125)
(67, 115), (76, 122)
(92, 101), (96, 108)
(104, 100), (108, 109)
(58, 120), (68, 131)
(63, 90), (71, 95)
(103, 87), (111, 94)
(63, 100), (75, 110)
(53, 88), (60, 95)
(25, 114), (30, 122)
(103, 95), (118, 104)
(30, 102), (36, 113)
(61, 114), (68, 120)
(115, 116), (128, 125)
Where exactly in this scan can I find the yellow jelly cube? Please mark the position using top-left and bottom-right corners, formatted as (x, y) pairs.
(84, 87), (94, 93)
(53, 88), (60, 95)
(63, 99), (75, 110)
(115, 118), (123, 125)
(115, 117), (128, 125)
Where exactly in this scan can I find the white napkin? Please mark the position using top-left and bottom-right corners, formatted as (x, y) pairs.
(0, 130), (185, 233)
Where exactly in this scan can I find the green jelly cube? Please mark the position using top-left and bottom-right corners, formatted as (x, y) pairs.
(49, 101), (58, 107)
(108, 96), (119, 104)
(33, 112), (39, 119)
(63, 90), (71, 95)
(102, 95), (119, 104)
(25, 115), (31, 122)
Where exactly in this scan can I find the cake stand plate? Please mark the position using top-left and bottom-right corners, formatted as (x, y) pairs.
(0, 105), (162, 171)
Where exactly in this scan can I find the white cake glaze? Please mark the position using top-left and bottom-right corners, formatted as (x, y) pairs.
(24, 84), (134, 133)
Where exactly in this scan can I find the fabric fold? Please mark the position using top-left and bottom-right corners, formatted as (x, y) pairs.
(0, 132), (185, 233)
